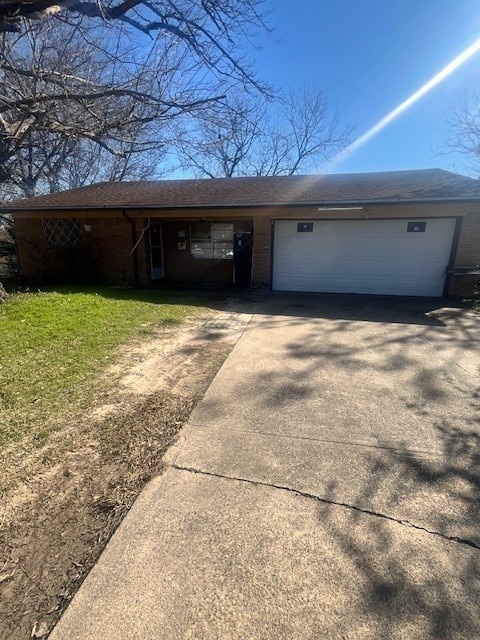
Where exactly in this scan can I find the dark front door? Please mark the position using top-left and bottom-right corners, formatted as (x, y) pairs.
(233, 231), (252, 288)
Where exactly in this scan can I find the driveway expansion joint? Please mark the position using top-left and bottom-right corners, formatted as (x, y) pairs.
(171, 464), (480, 551)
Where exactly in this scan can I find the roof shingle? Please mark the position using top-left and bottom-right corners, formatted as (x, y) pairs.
(3, 169), (480, 211)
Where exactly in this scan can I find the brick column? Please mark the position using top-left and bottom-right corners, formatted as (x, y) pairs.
(450, 212), (480, 296)
(455, 213), (480, 266)
(252, 215), (271, 289)
(136, 218), (149, 285)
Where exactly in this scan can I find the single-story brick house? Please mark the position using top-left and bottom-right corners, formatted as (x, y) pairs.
(3, 168), (480, 297)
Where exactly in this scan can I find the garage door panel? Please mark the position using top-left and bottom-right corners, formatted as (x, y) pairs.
(275, 278), (443, 296)
(272, 218), (456, 297)
(274, 256), (451, 271)
(275, 219), (454, 238)
(274, 239), (453, 257)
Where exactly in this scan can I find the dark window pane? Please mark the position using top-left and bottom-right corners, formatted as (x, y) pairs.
(151, 247), (162, 268)
(297, 222), (313, 232)
(407, 221), (426, 233)
(191, 221), (211, 240)
(150, 225), (162, 245)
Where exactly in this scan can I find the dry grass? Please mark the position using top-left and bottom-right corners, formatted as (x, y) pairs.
(0, 288), (237, 640)
(0, 391), (196, 640)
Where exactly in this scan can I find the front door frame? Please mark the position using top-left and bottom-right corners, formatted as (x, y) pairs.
(149, 221), (165, 280)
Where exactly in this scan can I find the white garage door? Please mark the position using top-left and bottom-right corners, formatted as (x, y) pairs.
(273, 218), (456, 297)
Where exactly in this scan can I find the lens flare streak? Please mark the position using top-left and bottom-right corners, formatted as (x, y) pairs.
(326, 36), (480, 169)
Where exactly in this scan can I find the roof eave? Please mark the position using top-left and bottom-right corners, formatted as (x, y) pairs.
(4, 195), (480, 214)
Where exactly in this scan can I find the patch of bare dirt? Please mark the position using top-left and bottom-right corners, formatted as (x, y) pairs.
(0, 304), (254, 640)
(88, 305), (253, 420)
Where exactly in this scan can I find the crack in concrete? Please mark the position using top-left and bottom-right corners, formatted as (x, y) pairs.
(172, 464), (480, 551)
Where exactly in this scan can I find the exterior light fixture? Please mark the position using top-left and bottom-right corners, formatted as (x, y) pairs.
(84, 224), (93, 232)
(316, 206), (364, 211)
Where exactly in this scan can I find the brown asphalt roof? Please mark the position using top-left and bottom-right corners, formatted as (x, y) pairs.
(3, 169), (480, 211)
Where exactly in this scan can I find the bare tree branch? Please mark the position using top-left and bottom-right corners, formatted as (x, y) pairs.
(0, 88), (225, 114)
(0, 3), (271, 197)
(439, 93), (480, 178)
(174, 87), (353, 178)
(0, 0), (272, 99)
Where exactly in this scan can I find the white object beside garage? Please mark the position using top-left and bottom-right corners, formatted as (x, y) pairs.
(272, 218), (457, 297)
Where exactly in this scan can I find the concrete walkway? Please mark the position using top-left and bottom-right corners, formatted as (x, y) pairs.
(51, 294), (480, 640)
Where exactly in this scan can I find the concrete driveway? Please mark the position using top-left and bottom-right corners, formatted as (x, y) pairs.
(51, 294), (480, 640)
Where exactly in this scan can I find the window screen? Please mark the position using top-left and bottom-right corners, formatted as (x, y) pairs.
(191, 222), (233, 259)
(43, 219), (82, 247)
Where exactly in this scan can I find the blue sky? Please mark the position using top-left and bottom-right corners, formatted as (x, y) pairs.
(254, 1), (480, 175)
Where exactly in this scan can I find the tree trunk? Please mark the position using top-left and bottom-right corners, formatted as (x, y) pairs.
(0, 280), (8, 303)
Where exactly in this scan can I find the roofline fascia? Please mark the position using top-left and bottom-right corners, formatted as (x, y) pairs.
(4, 195), (480, 214)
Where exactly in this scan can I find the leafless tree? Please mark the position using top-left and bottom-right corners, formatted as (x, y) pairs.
(174, 86), (354, 178)
(0, 131), (168, 200)
(0, 20), (171, 197)
(0, 1), (271, 198)
(0, 1), (272, 292)
(441, 93), (480, 177)
(174, 95), (265, 178)
(0, 1), (269, 91)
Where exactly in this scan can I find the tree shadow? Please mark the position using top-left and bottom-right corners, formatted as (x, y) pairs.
(314, 412), (480, 639)
(261, 291), (465, 326)
(202, 292), (480, 637)
(30, 286), (476, 327)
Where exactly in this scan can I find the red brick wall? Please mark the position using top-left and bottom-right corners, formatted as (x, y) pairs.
(163, 220), (232, 284)
(136, 219), (149, 285)
(91, 218), (137, 285)
(160, 220), (252, 285)
(455, 213), (480, 266)
(15, 215), (254, 287)
(450, 212), (480, 296)
(15, 218), (45, 280)
(252, 215), (271, 289)
(14, 217), (138, 285)
(14, 207), (479, 295)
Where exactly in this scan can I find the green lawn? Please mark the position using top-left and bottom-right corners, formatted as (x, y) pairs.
(0, 287), (205, 446)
